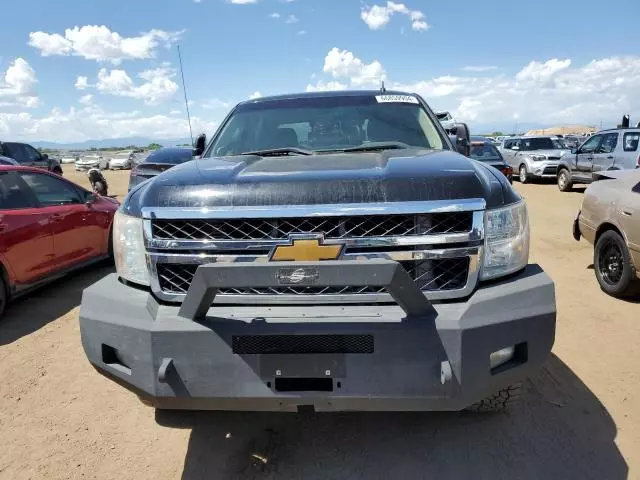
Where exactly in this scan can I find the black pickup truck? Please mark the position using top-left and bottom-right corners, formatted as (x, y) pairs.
(0, 141), (63, 175)
(79, 90), (556, 413)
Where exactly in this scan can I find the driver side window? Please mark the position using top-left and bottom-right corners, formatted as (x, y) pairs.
(19, 172), (83, 207)
(23, 144), (42, 162)
(579, 135), (602, 153)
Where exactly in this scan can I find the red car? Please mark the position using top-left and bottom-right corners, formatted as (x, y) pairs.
(0, 166), (119, 317)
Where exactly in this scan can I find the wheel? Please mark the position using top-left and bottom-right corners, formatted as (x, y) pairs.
(557, 168), (573, 192)
(594, 231), (639, 297)
(518, 165), (529, 184)
(465, 383), (522, 413)
(0, 274), (7, 319)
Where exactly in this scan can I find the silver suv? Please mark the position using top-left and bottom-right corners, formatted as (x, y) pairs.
(556, 127), (640, 191)
(499, 136), (570, 183)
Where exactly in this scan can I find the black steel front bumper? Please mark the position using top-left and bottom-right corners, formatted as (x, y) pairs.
(79, 261), (556, 412)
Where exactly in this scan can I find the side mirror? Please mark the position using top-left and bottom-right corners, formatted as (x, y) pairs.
(42, 153), (49, 160)
(451, 123), (471, 157)
(85, 192), (97, 204)
(194, 133), (206, 157)
(571, 147), (578, 154)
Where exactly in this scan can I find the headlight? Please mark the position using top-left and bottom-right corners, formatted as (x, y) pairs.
(481, 200), (529, 280)
(113, 210), (150, 286)
(530, 154), (546, 161)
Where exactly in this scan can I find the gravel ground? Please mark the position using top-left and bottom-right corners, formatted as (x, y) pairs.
(0, 166), (638, 479)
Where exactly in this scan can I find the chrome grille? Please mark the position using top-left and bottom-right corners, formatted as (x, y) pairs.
(151, 212), (473, 241)
(156, 258), (470, 296)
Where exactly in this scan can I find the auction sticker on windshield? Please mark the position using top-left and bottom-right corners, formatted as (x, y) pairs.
(375, 95), (419, 104)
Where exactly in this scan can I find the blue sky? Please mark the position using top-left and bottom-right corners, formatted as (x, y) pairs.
(1, 0), (639, 143)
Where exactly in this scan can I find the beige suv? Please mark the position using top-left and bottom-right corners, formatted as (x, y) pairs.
(574, 169), (640, 297)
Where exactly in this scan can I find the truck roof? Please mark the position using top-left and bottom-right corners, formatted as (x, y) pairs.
(238, 89), (417, 105)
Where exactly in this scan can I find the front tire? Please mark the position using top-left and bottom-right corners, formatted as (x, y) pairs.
(519, 165), (529, 184)
(466, 383), (523, 413)
(557, 168), (573, 192)
(594, 231), (639, 297)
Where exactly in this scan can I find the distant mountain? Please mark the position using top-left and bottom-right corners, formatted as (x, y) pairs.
(30, 137), (193, 150)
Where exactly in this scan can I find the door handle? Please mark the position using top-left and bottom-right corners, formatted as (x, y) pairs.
(50, 213), (63, 222)
(0, 223), (7, 232)
(621, 209), (634, 217)
(606, 156), (614, 159)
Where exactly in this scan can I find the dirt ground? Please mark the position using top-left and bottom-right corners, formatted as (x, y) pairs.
(1, 166), (638, 479)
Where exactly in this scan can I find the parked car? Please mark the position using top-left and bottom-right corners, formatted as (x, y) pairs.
(499, 135), (571, 183)
(128, 147), (194, 191)
(573, 169), (640, 297)
(0, 141), (63, 175)
(60, 153), (80, 164)
(0, 165), (119, 318)
(435, 111), (455, 130)
(469, 137), (513, 183)
(556, 127), (640, 191)
(75, 154), (108, 171)
(108, 151), (134, 170)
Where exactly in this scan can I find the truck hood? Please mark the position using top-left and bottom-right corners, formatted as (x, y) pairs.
(123, 148), (519, 215)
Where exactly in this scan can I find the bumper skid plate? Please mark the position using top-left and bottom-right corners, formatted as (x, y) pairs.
(79, 261), (556, 412)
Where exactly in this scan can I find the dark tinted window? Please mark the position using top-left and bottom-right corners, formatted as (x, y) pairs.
(20, 172), (83, 206)
(0, 171), (38, 209)
(207, 94), (447, 156)
(521, 137), (556, 150)
(143, 148), (193, 165)
(470, 143), (502, 162)
(623, 132), (640, 152)
(2, 143), (28, 163)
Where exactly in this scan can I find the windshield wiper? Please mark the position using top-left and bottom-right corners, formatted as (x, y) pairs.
(240, 147), (313, 157)
(327, 141), (413, 153)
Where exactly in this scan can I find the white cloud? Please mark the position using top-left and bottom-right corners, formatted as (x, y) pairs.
(269, 12), (281, 19)
(79, 94), (93, 105)
(0, 58), (39, 108)
(313, 48), (386, 88)
(308, 49), (640, 130)
(297, 30), (307, 35)
(227, 0), (257, 4)
(0, 105), (219, 143)
(248, 91), (262, 99)
(94, 67), (179, 104)
(28, 25), (183, 64)
(361, 2), (429, 31)
(201, 98), (231, 109)
(75, 75), (89, 89)
(285, 14), (298, 24)
(462, 65), (498, 72)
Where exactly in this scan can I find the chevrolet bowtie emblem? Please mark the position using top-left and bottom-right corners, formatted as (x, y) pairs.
(269, 236), (345, 262)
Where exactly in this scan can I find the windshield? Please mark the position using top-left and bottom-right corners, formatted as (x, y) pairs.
(521, 137), (561, 150)
(206, 95), (448, 157)
(470, 143), (502, 162)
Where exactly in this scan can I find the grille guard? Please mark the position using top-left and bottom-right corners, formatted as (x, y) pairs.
(178, 259), (437, 321)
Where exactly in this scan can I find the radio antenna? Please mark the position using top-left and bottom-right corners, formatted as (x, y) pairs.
(380, 80), (386, 93)
(177, 44), (194, 145)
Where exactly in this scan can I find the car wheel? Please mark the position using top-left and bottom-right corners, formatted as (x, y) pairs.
(465, 383), (523, 413)
(519, 165), (529, 184)
(557, 168), (573, 192)
(594, 230), (639, 297)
